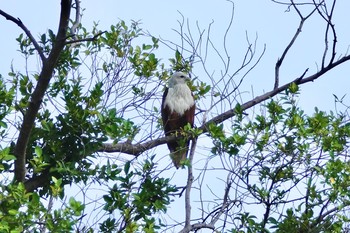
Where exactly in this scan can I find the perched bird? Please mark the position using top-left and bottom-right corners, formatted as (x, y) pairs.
(161, 72), (195, 168)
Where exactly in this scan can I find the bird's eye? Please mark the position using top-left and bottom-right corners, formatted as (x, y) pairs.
(180, 75), (185, 78)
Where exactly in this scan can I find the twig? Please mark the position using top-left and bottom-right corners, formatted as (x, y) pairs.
(65, 31), (106, 45)
(274, 8), (304, 89)
(274, 0), (318, 90)
(312, 0), (337, 68)
(209, 175), (232, 225)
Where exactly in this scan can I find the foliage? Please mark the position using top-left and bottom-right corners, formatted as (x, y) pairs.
(0, 17), (176, 231)
(0, 183), (85, 233)
(209, 89), (350, 232)
(101, 157), (177, 232)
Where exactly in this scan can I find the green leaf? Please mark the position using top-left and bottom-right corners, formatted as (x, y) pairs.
(289, 82), (299, 93)
(3, 154), (16, 161)
(35, 146), (42, 157)
(124, 161), (131, 174)
(8, 209), (18, 215)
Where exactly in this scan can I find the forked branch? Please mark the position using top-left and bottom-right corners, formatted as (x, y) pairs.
(274, 0), (318, 89)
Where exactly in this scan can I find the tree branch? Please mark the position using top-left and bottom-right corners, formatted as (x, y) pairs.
(70, 0), (81, 38)
(65, 31), (106, 45)
(24, 169), (50, 192)
(180, 137), (197, 233)
(0, 9), (46, 62)
(14, 0), (72, 183)
(274, 17), (304, 90)
(208, 175), (232, 226)
(99, 53), (350, 157)
(312, 0), (337, 68)
(100, 135), (177, 156)
(204, 54), (350, 130)
(274, 0), (318, 90)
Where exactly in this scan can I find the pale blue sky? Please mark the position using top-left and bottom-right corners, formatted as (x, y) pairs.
(1, 1), (350, 113)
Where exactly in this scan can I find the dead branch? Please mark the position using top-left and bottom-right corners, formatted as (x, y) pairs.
(312, 0), (337, 68)
(274, 0), (318, 90)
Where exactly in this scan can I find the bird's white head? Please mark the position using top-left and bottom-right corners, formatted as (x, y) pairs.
(168, 72), (189, 87)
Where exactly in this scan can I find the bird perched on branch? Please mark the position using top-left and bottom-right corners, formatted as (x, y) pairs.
(161, 72), (195, 168)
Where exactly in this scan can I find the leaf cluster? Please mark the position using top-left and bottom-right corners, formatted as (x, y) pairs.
(210, 91), (350, 232)
(101, 157), (178, 232)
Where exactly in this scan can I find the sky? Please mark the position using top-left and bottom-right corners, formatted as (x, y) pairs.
(1, 0), (350, 231)
(1, 1), (350, 113)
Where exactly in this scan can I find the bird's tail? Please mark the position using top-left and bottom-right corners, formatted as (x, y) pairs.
(171, 144), (189, 169)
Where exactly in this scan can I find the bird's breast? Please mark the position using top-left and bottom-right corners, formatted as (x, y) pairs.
(164, 84), (194, 115)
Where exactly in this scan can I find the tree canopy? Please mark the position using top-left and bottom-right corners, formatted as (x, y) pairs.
(1, 0), (350, 232)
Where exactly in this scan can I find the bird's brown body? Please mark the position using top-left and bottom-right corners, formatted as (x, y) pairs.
(161, 72), (195, 168)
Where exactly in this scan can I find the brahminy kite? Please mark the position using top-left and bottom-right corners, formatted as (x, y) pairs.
(161, 72), (195, 168)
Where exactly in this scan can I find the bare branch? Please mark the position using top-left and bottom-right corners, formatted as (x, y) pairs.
(70, 0), (81, 37)
(209, 175), (232, 225)
(312, 0), (337, 68)
(222, 0), (235, 74)
(274, 1), (320, 90)
(328, 0), (337, 65)
(274, 3), (303, 89)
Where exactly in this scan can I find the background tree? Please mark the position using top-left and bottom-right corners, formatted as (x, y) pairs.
(1, 0), (350, 232)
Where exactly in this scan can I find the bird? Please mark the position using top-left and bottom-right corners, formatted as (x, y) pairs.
(161, 72), (195, 168)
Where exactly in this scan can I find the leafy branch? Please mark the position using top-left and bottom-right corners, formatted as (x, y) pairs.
(0, 9), (46, 62)
(0, 0), (73, 182)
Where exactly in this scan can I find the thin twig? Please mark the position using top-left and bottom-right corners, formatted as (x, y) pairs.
(274, 0), (318, 90)
(274, 12), (304, 89)
(65, 31), (106, 45)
